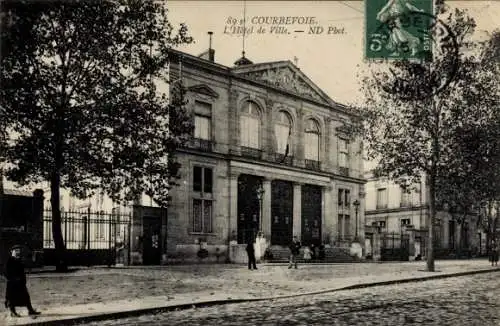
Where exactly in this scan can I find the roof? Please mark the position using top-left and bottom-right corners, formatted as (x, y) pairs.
(168, 49), (355, 115)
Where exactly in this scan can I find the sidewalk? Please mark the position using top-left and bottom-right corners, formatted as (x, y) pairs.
(2, 260), (499, 326)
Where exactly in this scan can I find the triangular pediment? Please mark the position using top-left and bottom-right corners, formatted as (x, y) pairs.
(187, 84), (219, 98)
(231, 61), (333, 105)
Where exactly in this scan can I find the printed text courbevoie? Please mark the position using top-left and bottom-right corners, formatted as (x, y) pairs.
(250, 16), (317, 25)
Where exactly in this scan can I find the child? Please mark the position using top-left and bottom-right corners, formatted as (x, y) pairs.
(303, 246), (312, 262)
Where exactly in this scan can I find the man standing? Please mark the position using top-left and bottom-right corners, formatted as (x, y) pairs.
(246, 238), (257, 270)
(4, 246), (41, 317)
(288, 236), (301, 269)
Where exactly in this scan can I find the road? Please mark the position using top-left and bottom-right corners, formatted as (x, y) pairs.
(79, 273), (500, 326)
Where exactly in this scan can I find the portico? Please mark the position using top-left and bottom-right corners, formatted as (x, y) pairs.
(229, 161), (335, 247)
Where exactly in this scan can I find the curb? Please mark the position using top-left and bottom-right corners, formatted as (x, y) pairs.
(15, 267), (500, 326)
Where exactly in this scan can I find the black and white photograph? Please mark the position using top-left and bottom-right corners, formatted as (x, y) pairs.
(0, 0), (499, 325)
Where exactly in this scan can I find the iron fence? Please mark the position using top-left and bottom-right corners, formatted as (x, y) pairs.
(43, 208), (132, 266)
(380, 232), (410, 261)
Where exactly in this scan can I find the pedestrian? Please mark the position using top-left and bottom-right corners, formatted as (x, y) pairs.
(288, 236), (301, 269)
(246, 238), (257, 270)
(491, 240), (499, 267)
(4, 246), (41, 317)
(303, 245), (312, 262)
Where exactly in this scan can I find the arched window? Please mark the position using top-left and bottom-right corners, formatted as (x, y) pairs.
(304, 119), (320, 161)
(240, 101), (261, 149)
(274, 111), (293, 154)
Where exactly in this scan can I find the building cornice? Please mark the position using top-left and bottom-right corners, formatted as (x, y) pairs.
(365, 205), (428, 215)
(168, 49), (358, 118)
(176, 148), (366, 184)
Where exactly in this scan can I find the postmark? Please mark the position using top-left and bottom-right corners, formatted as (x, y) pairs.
(366, 8), (460, 99)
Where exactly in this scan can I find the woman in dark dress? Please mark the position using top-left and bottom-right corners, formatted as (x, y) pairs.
(4, 246), (40, 317)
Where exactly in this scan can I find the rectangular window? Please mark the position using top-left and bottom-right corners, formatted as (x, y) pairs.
(344, 215), (351, 238)
(376, 188), (387, 209)
(338, 138), (349, 168)
(192, 199), (213, 233)
(204, 168), (213, 194)
(338, 188), (350, 207)
(400, 186), (411, 207)
(193, 199), (202, 232)
(193, 166), (213, 194)
(194, 115), (211, 140)
(193, 166), (202, 192)
(401, 218), (411, 226)
(192, 166), (214, 233)
(337, 214), (343, 238)
(344, 189), (351, 207)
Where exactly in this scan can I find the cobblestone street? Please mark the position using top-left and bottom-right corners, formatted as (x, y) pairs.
(79, 273), (500, 326)
(0, 260), (490, 310)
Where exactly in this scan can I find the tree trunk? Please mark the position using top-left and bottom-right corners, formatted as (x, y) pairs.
(427, 173), (436, 272)
(50, 170), (67, 272)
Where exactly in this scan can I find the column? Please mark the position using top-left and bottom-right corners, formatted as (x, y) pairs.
(262, 99), (274, 161)
(323, 183), (334, 245)
(293, 183), (302, 239)
(262, 178), (272, 239)
(228, 172), (239, 242)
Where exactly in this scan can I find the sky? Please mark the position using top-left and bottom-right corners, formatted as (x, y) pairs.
(167, 0), (500, 106)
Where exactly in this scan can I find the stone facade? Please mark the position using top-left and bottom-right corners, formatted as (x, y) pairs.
(164, 50), (366, 263)
(364, 171), (487, 259)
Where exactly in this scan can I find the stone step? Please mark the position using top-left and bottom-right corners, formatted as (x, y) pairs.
(266, 246), (359, 263)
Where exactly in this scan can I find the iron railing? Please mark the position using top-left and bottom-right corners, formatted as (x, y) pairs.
(43, 209), (131, 250)
(191, 138), (213, 152)
(274, 153), (293, 166)
(305, 159), (321, 171)
(241, 146), (263, 159)
(339, 167), (349, 176)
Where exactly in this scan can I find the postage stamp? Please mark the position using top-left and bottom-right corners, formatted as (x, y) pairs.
(365, 0), (434, 60)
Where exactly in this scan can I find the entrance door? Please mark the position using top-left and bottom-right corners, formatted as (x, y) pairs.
(237, 175), (261, 244)
(301, 185), (322, 246)
(142, 216), (161, 265)
(271, 180), (293, 246)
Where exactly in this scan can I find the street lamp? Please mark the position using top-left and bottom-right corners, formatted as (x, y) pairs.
(353, 199), (360, 241)
(255, 182), (265, 235)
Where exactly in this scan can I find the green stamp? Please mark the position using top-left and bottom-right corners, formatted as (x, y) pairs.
(365, 0), (434, 60)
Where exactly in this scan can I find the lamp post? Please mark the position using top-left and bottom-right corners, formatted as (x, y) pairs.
(353, 199), (360, 241)
(256, 182), (265, 236)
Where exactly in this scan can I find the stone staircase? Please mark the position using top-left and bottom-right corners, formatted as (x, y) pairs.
(265, 245), (360, 263)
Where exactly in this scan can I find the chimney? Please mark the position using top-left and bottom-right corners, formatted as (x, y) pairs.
(197, 31), (215, 62)
(208, 31), (215, 62)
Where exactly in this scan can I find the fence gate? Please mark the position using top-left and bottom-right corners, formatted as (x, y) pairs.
(43, 208), (132, 266)
(380, 232), (410, 261)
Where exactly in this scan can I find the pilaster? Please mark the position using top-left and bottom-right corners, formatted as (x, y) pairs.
(293, 182), (302, 238)
(323, 182), (334, 245)
(294, 103), (305, 167)
(228, 172), (239, 241)
(262, 98), (275, 161)
(323, 117), (332, 172)
(262, 178), (272, 239)
(228, 90), (240, 155)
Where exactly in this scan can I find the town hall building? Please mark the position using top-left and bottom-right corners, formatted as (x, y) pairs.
(131, 46), (366, 264)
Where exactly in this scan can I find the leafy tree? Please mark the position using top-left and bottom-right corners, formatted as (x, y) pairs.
(354, 2), (499, 271)
(0, 0), (193, 271)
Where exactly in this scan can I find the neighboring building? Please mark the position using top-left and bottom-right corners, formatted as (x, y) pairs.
(0, 188), (44, 268)
(364, 171), (486, 259)
(143, 47), (366, 264)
